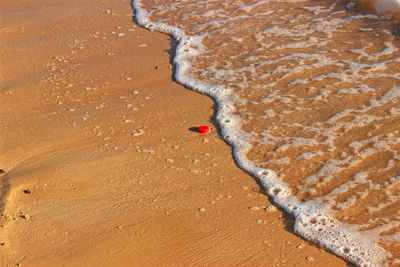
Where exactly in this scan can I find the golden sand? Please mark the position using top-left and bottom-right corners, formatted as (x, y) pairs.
(0, 0), (347, 266)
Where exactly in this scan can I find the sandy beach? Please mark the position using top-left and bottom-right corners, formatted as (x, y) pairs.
(0, 0), (348, 266)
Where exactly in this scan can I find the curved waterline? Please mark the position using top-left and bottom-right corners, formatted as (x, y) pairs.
(132, 1), (399, 265)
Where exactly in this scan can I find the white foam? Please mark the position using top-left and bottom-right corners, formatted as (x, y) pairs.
(132, 1), (393, 266)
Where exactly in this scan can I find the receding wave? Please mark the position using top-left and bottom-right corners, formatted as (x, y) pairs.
(132, 0), (400, 266)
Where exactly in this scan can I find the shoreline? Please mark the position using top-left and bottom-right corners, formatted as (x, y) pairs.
(0, 0), (347, 266)
(131, 1), (392, 266)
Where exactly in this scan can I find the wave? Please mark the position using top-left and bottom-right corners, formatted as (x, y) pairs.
(132, 0), (400, 266)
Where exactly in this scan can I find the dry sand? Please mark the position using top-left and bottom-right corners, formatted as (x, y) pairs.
(0, 0), (347, 266)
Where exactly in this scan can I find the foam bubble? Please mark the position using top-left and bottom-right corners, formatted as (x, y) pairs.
(132, 0), (399, 265)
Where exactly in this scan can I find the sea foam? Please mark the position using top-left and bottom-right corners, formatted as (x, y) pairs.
(132, 0), (399, 266)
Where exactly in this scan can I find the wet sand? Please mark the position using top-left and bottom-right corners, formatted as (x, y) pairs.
(0, 0), (347, 266)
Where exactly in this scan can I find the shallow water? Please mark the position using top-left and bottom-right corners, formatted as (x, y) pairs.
(133, 0), (400, 266)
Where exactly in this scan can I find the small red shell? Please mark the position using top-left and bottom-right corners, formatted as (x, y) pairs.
(198, 125), (210, 134)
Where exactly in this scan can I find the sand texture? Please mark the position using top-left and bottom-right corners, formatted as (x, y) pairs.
(0, 0), (347, 266)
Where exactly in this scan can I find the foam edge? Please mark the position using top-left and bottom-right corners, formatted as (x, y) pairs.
(131, 1), (391, 266)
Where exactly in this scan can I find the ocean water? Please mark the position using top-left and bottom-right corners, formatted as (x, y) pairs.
(132, 0), (400, 266)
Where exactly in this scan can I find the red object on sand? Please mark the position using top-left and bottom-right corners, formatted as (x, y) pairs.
(198, 125), (210, 134)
